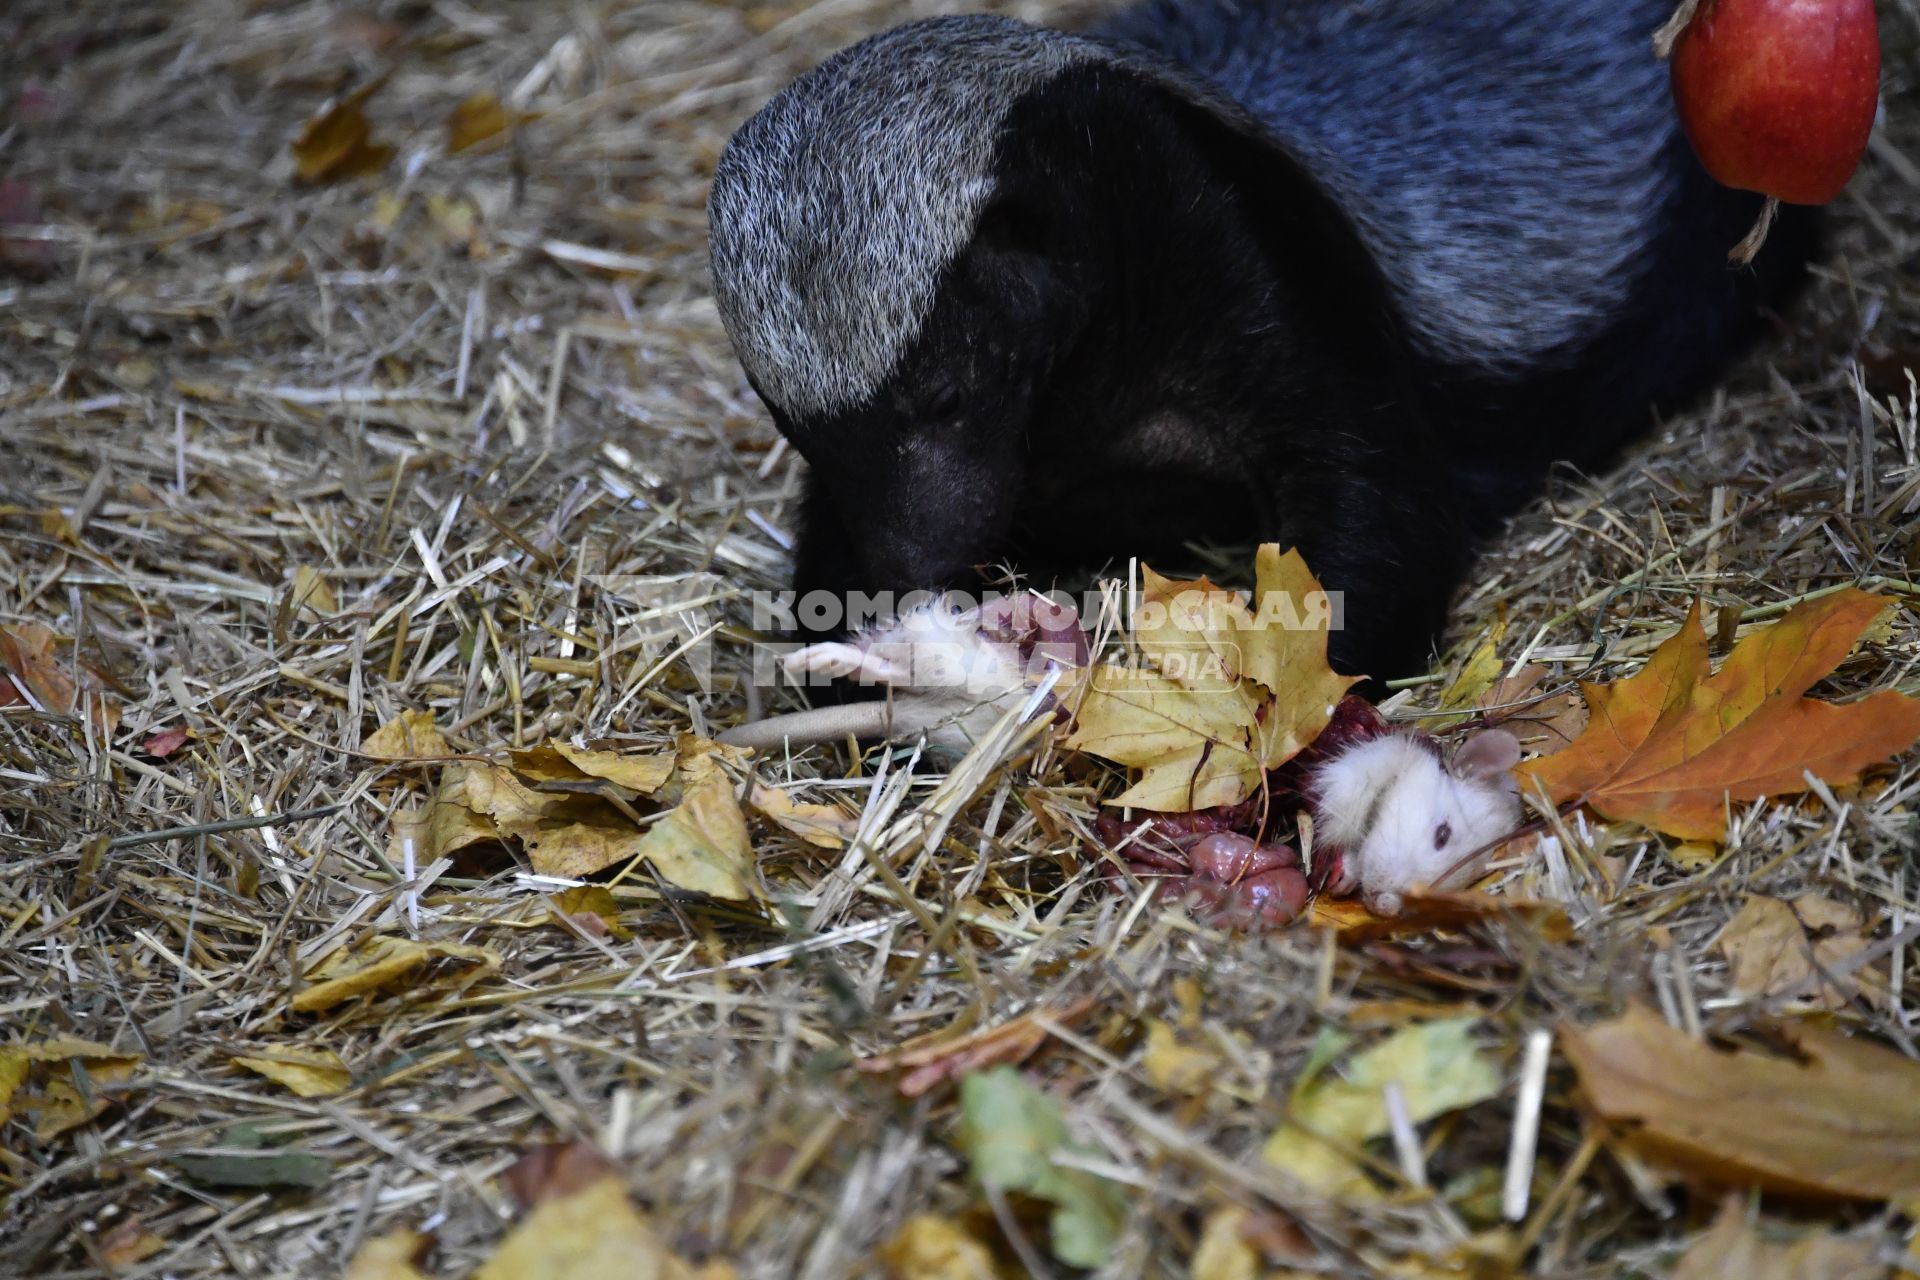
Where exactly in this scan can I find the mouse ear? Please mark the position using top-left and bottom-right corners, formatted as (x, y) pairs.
(1452, 729), (1522, 780)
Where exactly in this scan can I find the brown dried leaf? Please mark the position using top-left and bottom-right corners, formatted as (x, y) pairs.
(0, 1038), (142, 1138)
(1518, 594), (1920, 840)
(344, 1229), (432, 1280)
(547, 885), (630, 940)
(96, 1215), (166, 1271)
(749, 780), (858, 849)
(519, 742), (676, 795)
(1671, 1198), (1884, 1280)
(363, 708), (453, 760)
(878, 1214), (1005, 1280)
(1307, 890), (1571, 943)
(448, 92), (515, 153)
(475, 1174), (734, 1280)
(291, 936), (501, 1013)
(624, 737), (759, 901)
(1563, 1003), (1920, 1200)
(0, 621), (117, 734)
(292, 78), (395, 183)
(1142, 1017), (1223, 1096)
(1718, 895), (1881, 1009)
(231, 1047), (352, 1097)
(855, 996), (1097, 1098)
(501, 1141), (618, 1212)
(290, 564), (337, 615)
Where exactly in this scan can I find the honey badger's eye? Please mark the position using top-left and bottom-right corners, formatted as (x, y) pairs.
(922, 384), (963, 420)
(1434, 822), (1453, 849)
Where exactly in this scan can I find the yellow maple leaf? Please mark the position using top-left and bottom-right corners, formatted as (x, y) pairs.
(1065, 546), (1358, 812)
(1517, 592), (1920, 840)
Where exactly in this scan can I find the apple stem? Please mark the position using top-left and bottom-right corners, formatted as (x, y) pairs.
(1729, 197), (1779, 266)
(1652, 0), (1702, 59)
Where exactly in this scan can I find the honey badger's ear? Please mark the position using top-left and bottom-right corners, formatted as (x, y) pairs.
(958, 190), (1064, 320)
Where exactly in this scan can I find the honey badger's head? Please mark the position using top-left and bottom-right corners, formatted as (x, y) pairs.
(707, 16), (1106, 600)
(706, 14), (1421, 640)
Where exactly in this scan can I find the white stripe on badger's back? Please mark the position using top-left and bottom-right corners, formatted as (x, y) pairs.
(709, 17), (1094, 418)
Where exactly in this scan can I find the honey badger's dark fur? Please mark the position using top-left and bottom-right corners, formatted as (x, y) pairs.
(707, 0), (1816, 679)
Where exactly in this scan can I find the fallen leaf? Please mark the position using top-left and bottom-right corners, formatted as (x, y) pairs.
(0, 621), (117, 734)
(956, 1067), (1124, 1269)
(749, 781), (858, 849)
(0, 1037), (143, 1140)
(139, 725), (190, 758)
(291, 936), (501, 1013)
(231, 1047), (352, 1097)
(173, 1147), (331, 1190)
(448, 92), (516, 152)
(1719, 894), (1881, 1008)
(474, 1174), (733, 1280)
(292, 78), (395, 183)
(1429, 616), (1508, 731)
(529, 742), (676, 794)
(1189, 1205), (1315, 1280)
(1263, 1017), (1500, 1198)
(363, 708), (452, 760)
(1562, 1002), (1920, 1200)
(1668, 841), (1720, 871)
(1141, 1018), (1223, 1096)
(95, 1215), (165, 1270)
(1517, 594), (1920, 840)
(1478, 664), (1589, 755)
(290, 564), (337, 615)
(1066, 546), (1358, 811)
(856, 998), (1097, 1098)
(390, 774), (507, 863)
(1671, 1197), (1884, 1280)
(1306, 891), (1572, 943)
(878, 1214), (1004, 1280)
(345, 1229), (432, 1280)
(402, 738), (751, 898)
(502, 1141), (618, 1212)
(546, 885), (630, 940)
(623, 736), (759, 900)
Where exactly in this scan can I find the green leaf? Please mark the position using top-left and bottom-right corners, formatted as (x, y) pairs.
(173, 1148), (332, 1190)
(956, 1066), (1123, 1268)
(1263, 1017), (1501, 1198)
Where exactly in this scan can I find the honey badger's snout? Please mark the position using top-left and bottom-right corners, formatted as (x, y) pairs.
(795, 404), (1027, 608)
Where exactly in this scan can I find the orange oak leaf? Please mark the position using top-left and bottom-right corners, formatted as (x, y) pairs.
(1515, 592), (1920, 840)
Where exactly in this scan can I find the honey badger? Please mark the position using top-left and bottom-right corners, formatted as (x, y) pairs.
(706, 0), (1816, 679)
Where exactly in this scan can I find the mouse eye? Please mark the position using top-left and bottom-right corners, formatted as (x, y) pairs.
(1434, 822), (1453, 848)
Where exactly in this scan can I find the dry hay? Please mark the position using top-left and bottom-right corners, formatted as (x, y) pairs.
(1, 1), (1918, 1276)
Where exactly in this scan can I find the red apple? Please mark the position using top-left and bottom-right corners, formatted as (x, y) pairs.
(1670, 0), (1880, 205)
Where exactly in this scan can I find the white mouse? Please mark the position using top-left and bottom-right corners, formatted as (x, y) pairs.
(720, 595), (1085, 754)
(1309, 729), (1522, 914)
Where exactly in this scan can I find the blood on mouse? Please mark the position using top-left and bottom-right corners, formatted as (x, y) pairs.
(1093, 696), (1524, 925)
